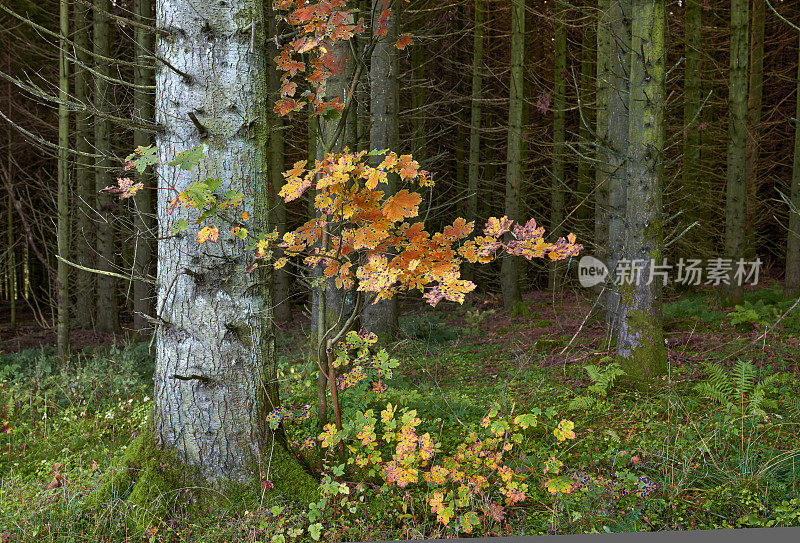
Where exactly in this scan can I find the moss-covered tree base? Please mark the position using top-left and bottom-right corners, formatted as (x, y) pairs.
(85, 417), (319, 533)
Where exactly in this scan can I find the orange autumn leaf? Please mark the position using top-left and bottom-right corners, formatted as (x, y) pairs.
(396, 154), (419, 180)
(241, 211), (250, 222)
(395, 34), (412, 50)
(275, 98), (305, 116)
(196, 225), (220, 244)
(382, 190), (421, 222)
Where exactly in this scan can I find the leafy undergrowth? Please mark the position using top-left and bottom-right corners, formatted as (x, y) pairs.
(2, 287), (800, 541)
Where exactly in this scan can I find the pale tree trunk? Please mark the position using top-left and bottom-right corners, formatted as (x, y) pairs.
(616, 0), (667, 384)
(133, 0), (155, 333)
(744, 0), (764, 260)
(94, 0), (119, 332)
(604, 0), (631, 331)
(549, 1), (566, 290)
(725, 0), (749, 305)
(786, 31), (800, 297)
(74, 2), (95, 329)
(501, 0), (524, 309)
(464, 0), (484, 285)
(364, 0), (399, 337)
(57, 0), (70, 360)
(594, 0), (610, 264)
(154, 0), (280, 485)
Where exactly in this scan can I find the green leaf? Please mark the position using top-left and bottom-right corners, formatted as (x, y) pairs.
(169, 218), (189, 235)
(205, 178), (222, 191)
(126, 144), (158, 173)
(308, 523), (322, 541)
(168, 146), (204, 170)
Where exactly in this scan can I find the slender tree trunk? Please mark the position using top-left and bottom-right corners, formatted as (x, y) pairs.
(616, 0), (667, 384)
(595, 0), (611, 266)
(364, 0), (399, 337)
(411, 18), (427, 163)
(312, 18), (356, 427)
(267, 11), (292, 323)
(682, 0), (702, 225)
(57, 0), (70, 360)
(153, 0), (297, 485)
(133, 0), (155, 332)
(6, 42), (14, 329)
(576, 6), (596, 230)
(786, 31), (800, 297)
(465, 0), (485, 285)
(604, 0), (631, 331)
(744, 0), (765, 260)
(6, 194), (13, 329)
(93, 0), (119, 332)
(725, 0), (749, 305)
(501, 0), (524, 308)
(549, 1), (567, 290)
(74, 1), (94, 329)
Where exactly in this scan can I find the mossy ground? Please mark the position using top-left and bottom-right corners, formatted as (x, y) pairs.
(2, 287), (800, 540)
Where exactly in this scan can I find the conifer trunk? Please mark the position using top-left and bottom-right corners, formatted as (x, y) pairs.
(744, 0), (765, 259)
(465, 0), (484, 284)
(57, 0), (70, 360)
(133, 0), (155, 332)
(364, 0), (399, 337)
(595, 0), (611, 262)
(604, 0), (631, 330)
(576, 7), (595, 230)
(74, 2), (95, 329)
(682, 0), (701, 215)
(616, 0), (667, 384)
(787, 31), (800, 297)
(93, 0), (120, 332)
(725, 0), (749, 305)
(501, 0), (524, 308)
(549, 1), (567, 290)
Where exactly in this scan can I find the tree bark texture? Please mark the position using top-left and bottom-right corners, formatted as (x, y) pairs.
(724, 0), (749, 305)
(153, 0), (276, 484)
(501, 0), (524, 308)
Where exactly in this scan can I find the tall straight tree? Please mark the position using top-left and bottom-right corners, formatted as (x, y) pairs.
(787, 31), (800, 297)
(594, 0), (611, 259)
(575, 4), (595, 229)
(604, 0), (631, 329)
(465, 0), (485, 284)
(682, 0), (701, 210)
(501, 0), (524, 308)
(74, 1), (94, 328)
(549, 1), (567, 290)
(725, 0), (749, 305)
(151, 0), (310, 489)
(365, 0), (399, 337)
(267, 9), (291, 322)
(94, 0), (119, 332)
(57, 0), (70, 359)
(616, 0), (667, 383)
(132, 0), (154, 332)
(744, 0), (765, 258)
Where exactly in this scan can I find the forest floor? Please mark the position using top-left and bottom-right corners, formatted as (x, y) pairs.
(1, 283), (799, 541)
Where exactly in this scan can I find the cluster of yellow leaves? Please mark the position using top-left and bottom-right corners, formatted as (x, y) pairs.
(320, 400), (577, 534)
(273, 149), (582, 307)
